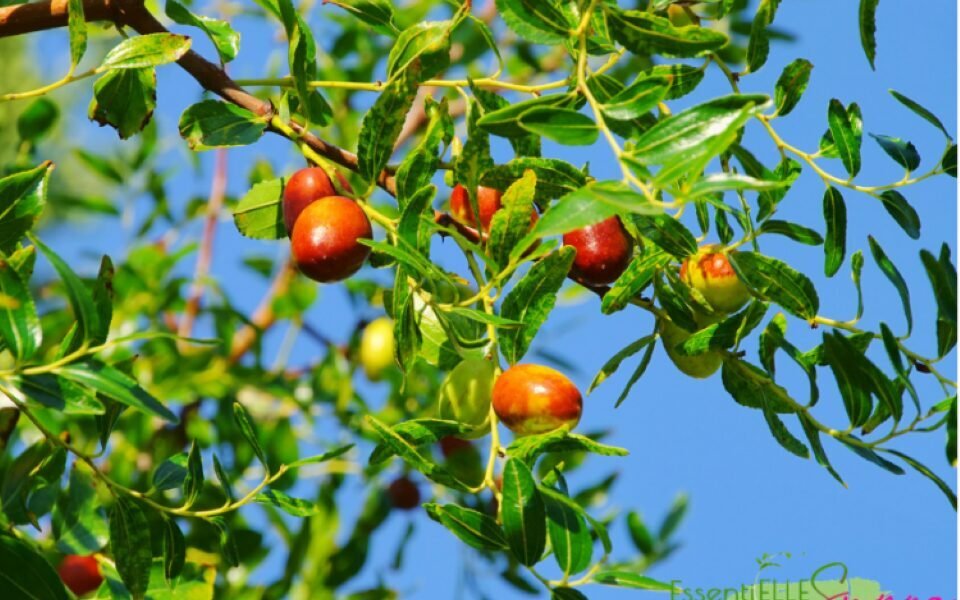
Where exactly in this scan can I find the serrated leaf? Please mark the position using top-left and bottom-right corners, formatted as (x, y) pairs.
(477, 94), (577, 139)
(326, 0), (397, 36)
(358, 68), (419, 185)
(631, 213), (698, 258)
(721, 358), (796, 413)
(161, 517), (186, 582)
(368, 419), (466, 465)
(366, 416), (469, 491)
(746, 0), (777, 73)
(232, 177), (284, 239)
(488, 170), (537, 267)
(54, 466), (109, 555)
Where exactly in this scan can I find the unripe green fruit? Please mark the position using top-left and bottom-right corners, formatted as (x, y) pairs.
(438, 358), (496, 439)
(359, 317), (395, 381)
(658, 318), (722, 379)
(680, 246), (752, 315)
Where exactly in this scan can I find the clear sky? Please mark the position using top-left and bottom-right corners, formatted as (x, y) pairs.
(26, 0), (958, 598)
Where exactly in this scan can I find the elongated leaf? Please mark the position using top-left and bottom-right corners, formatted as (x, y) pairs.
(54, 466), (109, 555)
(500, 247), (576, 364)
(761, 403), (809, 459)
(601, 76), (670, 120)
(477, 94), (577, 139)
(29, 234), (102, 348)
(681, 173), (788, 200)
(588, 335), (655, 393)
(506, 430), (628, 465)
(877, 190), (920, 239)
(882, 450), (956, 508)
(179, 100), (266, 151)
(110, 499), (153, 598)
(867, 236), (912, 333)
(161, 517), (186, 582)
(615, 340), (656, 408)
(858, 0), (879, 69)
(543, 490), (592, 576)
(488, 170), (537, 267)
(729, 252), (819, 319)
(631, 213), (697, 258)
(721, 358), (796, 413)
(838, 437), (904, 474)
(424, 503), (508, 550)
(494, 0), (572, 45)
(594, 571), (679, 591)
(501, 458), (546, 566)
(607, 8), (729, 57)
(774, 58), (813, 116)
(481, 158), (586, 205)
(387, 21), (451, 80)
(233, 401), (267, 467)
(1, 164), (50, 253)
(889, 89), (951, 139)
(746, 0), (777, 73)
(58, 360), (177, 423)
(326, 0), (397, 36)
(166, 0), (240, 63)
(102, 33), (191, 69)
(255, 489), (319, 516)
(870, 134), (920, 171)
(518, 107), (598, 146)
(0, 258), (41, 361)
(232, 178), (284, 239)
(798, 414), (845, 485)
(369, 419), (466, 464)
(823, 186), (846, 277)
(827, 99), (861, 177)
(758, 220), (823, 245)
(366, 416), (469, 491)
(0, 534), (70, 600)
(67, 0), (87, 66)
(358, 68), (418, 184)
(600, 250), (671, 315)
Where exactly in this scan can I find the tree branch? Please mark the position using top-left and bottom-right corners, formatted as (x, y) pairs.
(0, 0), (397, 195)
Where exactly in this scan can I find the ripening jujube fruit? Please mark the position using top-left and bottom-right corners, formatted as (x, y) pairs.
(563, 216), (633, 286)
(439, 435), (472, 458)
(58, 555), (103, 596)
(359, 317), (395, 381)
(282, 167), (337, 234)
(492, 364), (583, 436)
(438, 358), (496, 439)
(291, 196), (372, 283)
(387, 476), (420, 510)
(680, 246), (752, 314)
(658, 317), (723, 379)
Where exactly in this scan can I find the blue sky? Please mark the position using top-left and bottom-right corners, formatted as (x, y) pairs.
(24, 0), (958, 597)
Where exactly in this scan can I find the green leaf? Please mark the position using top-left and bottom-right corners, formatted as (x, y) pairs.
(827, 99), (861, 177)
(889, 89), (951, 139)
(109, 499), (153, 599)
(480, 158), (586, 205)
(858, 0), (879, 69)
(102, 33), (191, 69)
(161, 517), (186, 582)
(758, 220), (823, 245)
(921, 247), (958, 357)
(0, 533), (70, 600)
(29, 234), (102, 347)
(152, 453), (188, 491)
(823, 186), (846, 277)
(870, 134), (921, 171)
(614, 336), (656, 408)
(774, 58), (812, 116)
(369, 419), (467, 465)
(501, 458), (546, 566)
(543, 490), (591, 576)
(628, 94), (767, 185)
(867, 236), (912, 333)
(526, 181), (655, 255)
(54, 466), (109, 555)
(489, 170), (537, 267)
(88, 68), (157, 140)
(357, 68), (419, 184)
(166, 0), (240, 63)
(182, 441), (204, 508)
(881, 450), (956, 509)
(600, 250), (671, 315)
(500, 247), (576, 364)
(387, 21), (452, 80)
(838, 437), (904, 475)
(67, 0), (87, 66)
(178, 100), (267, 151)
(761, 402), (809, 459)
(366, 416), (469, 491)
(454, 99), (494, 198)
(588, 335), (656, 393)
(506, 429), (628, 465)
(209, 516), (239, 567)
(941, 144), (957, 176)
(325, 0), (397, 36)
(600, 76), (671, 120)
(470, 82), (539, 157)
(477, 94), (578, 139)
(58, 360), (177, 423)
(1, 164), (50, 252)
(877, 190), (920, 239)
(518, 107), (598, 146)
(798, 414), (845, 485)
(851, 250), (865, 321)
(650, 63), (706, 100)
(607, 8), (729, 57)
(626, 511), (655, 555)
(676, 302), (768, 356)
(0, 257), (41, 361)
(233, 401), (267, 467)
(494, 0), (572, 45)
(255, 489), (319, 517)
(17, 98), (59, 142)
(729, 252), (819, 320)
(746, 0), (777, 73)
(424, 503), (508, 551)
(552, 588), (589, 600)
(231, 177), (284, 239)
(593, 571), (679, 591)
(947, 396), (957, 466)
(681, 173), (788, 200)
(721, 358), (796, 413)
(824, 331), (901, 426)
(631, 213), (698, 259)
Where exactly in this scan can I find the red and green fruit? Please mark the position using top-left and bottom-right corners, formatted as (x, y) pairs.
(680, 246), (751, 314)
(291, 196), (372, 283)
(359, 317), (395, 381)
(492, 364), (582, 436)
(658, 317), (723, 379)
(438, 358), (496, 438)
(563, 216), (633, 286)
(58, 555), (103, 596)
(282, 167), (337, 234)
